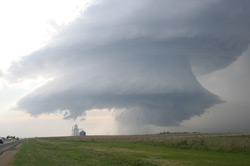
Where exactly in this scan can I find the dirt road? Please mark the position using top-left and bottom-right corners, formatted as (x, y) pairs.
(0, 140), (25, 166)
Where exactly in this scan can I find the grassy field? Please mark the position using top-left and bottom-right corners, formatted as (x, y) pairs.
(11, 133), (250, 166)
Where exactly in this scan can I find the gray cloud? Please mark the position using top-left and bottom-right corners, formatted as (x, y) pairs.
(181, 49), (250, 132)
(7, 0), (250, 126)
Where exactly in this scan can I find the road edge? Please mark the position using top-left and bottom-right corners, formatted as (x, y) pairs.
(0, 141), (24, 166)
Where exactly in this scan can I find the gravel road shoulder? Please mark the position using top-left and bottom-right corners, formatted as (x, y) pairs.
(0, 143), (22, 166)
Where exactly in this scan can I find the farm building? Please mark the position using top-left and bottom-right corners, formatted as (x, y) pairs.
(80, 130), (86, 136)
(71, 124), (86, 136)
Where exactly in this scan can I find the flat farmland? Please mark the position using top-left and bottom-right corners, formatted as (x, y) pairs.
(11, 133), (250, 166)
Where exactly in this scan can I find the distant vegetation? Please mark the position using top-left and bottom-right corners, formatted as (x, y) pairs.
(11, 133), (250, 166)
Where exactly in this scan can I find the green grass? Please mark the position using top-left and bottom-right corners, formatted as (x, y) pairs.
(11, 134), (250, 166)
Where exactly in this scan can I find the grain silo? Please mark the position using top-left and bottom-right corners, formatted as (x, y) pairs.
(72, 124), (80, 136)
(80, 130), (86, 136)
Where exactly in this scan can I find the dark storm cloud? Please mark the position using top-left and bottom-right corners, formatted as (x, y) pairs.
(7, 0), (250, 126)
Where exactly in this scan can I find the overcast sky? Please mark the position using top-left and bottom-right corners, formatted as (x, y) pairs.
(1, 0), (250, 137)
